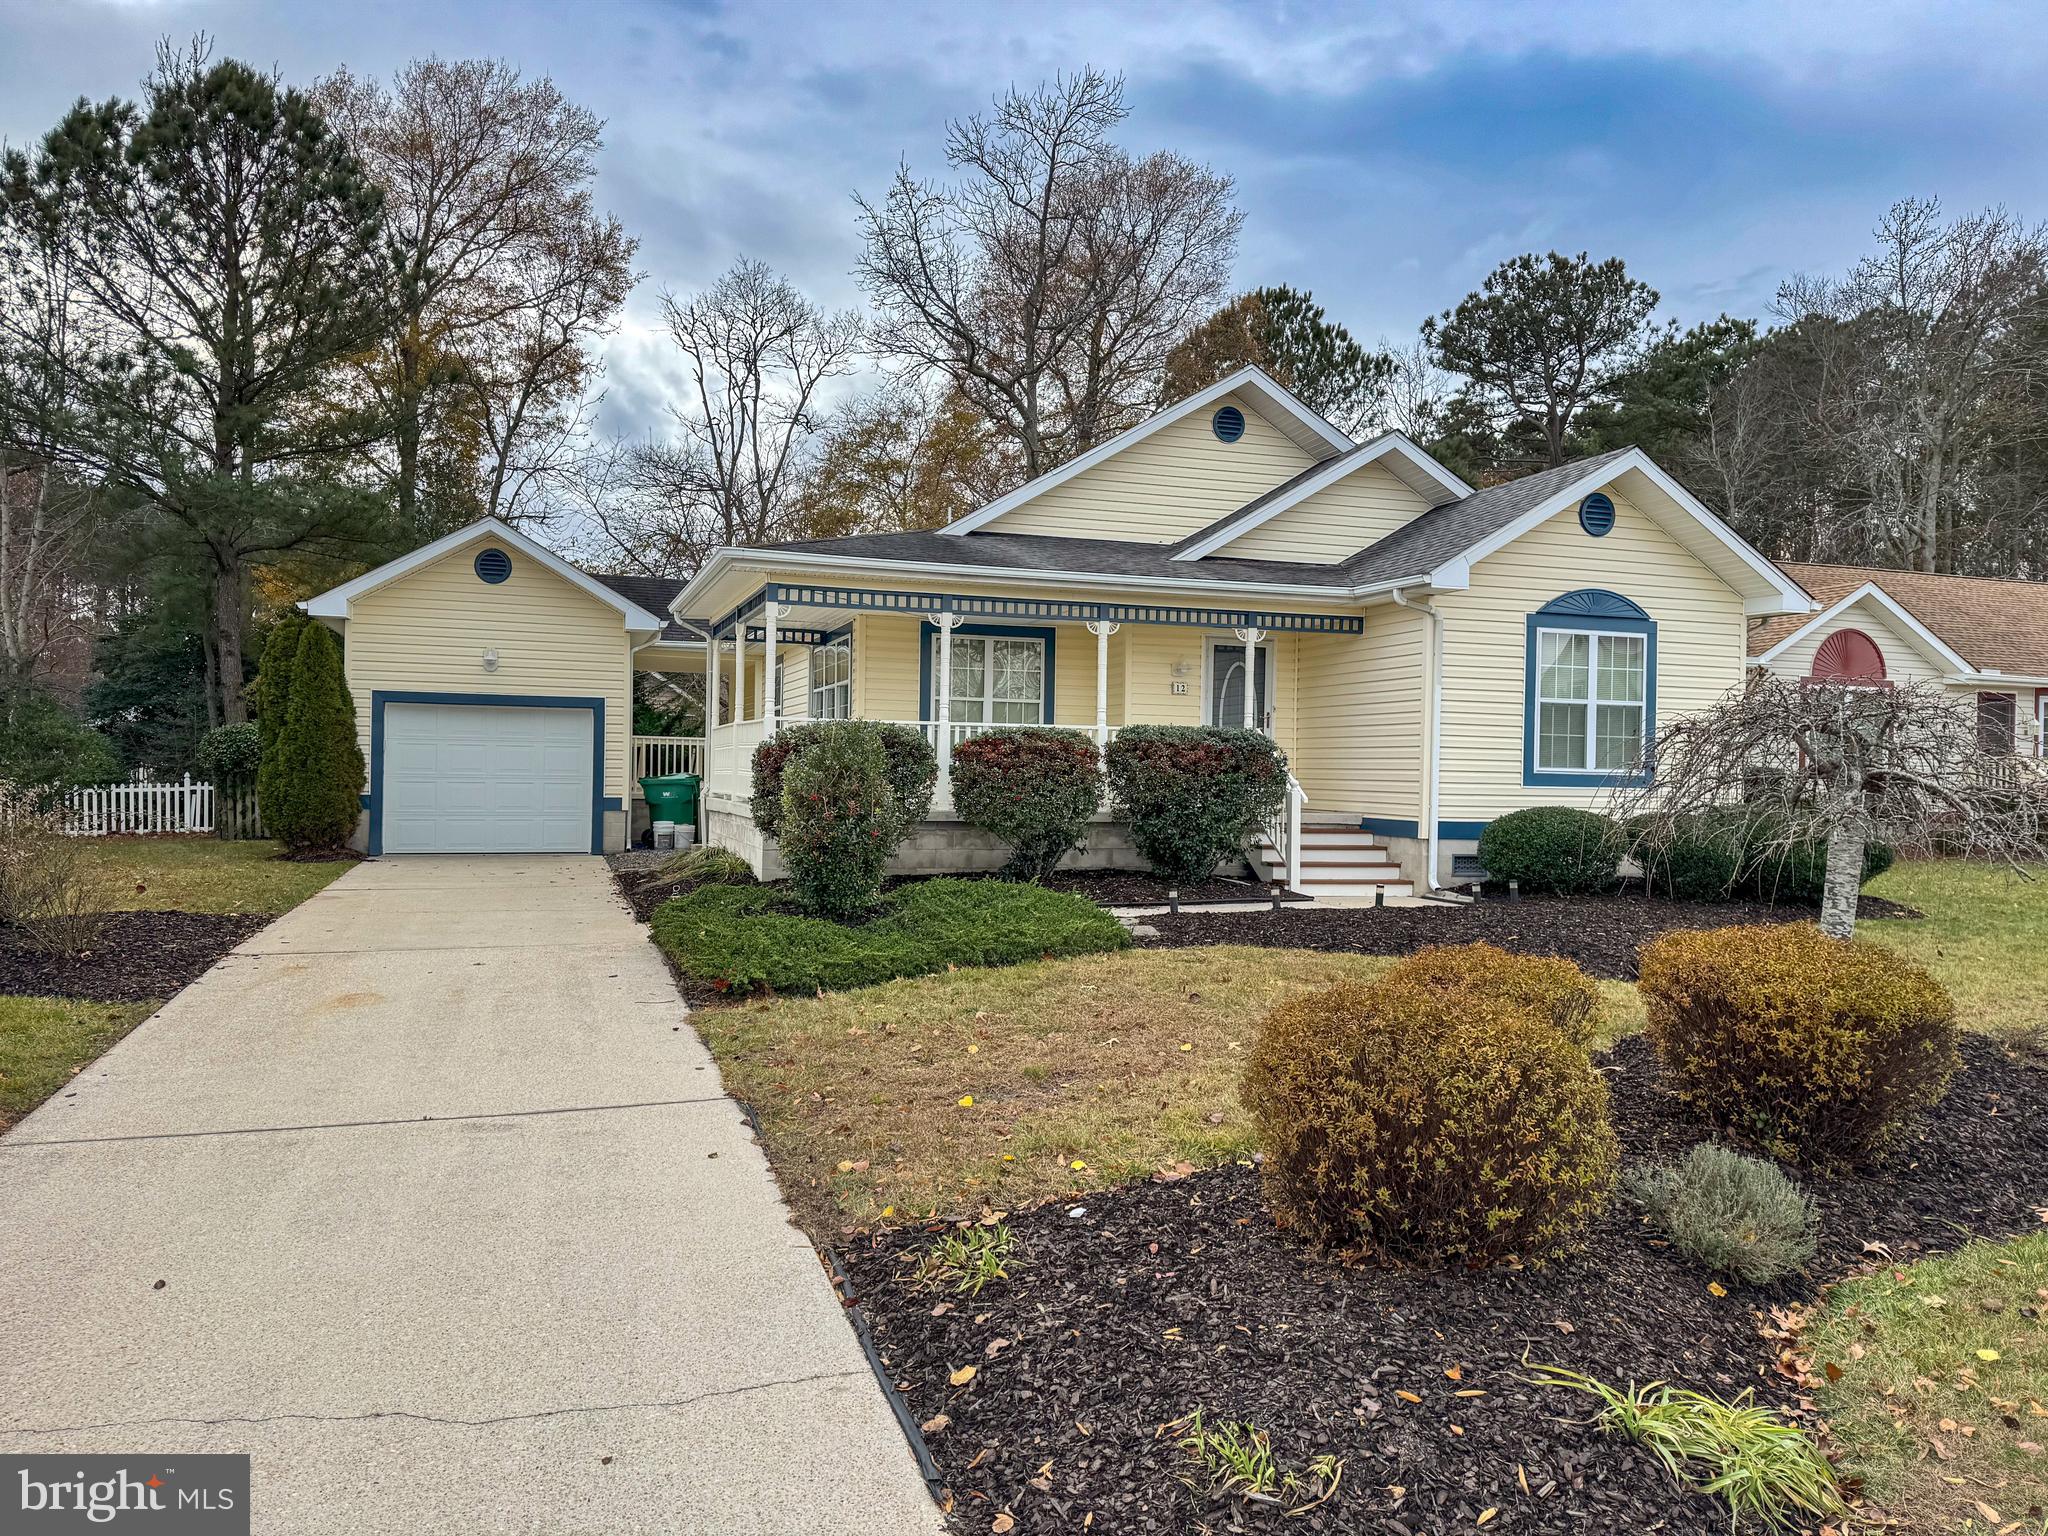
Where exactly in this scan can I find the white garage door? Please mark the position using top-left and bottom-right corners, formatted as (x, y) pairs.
(381, 703), (594, 854)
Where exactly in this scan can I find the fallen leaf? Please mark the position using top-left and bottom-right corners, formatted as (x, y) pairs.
(950, 1364), (977, 1386)
(1070, 1160), (1086, 1171)
(921, 1413), (951, 1435)
(1707, 1281), (1728, 1298)
(1979, 1349), (2003, 1362)
(1477, 1510), (1497, 1527)
(1395, 1390), (1422, 1404)
(1824, 1362), (1844, 1384)
(958, 1096), (974, 1108)
(991, 1515), (1015, 1534)
(986, 1338), (1011, 1359)
(1445, 1366), (1463, 1381)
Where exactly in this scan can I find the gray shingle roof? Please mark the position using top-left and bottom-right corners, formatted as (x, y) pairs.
(589, 571), (692, 640)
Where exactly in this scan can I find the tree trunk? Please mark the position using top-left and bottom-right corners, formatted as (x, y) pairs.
(1818, 808), (1867, 940)
(213, 560), (248, 725)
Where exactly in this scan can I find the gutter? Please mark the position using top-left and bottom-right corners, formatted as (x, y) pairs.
(1391, 586), (1444, 894)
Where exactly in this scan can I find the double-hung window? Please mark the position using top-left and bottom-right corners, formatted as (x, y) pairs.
(1535, 627), (1646, 773)
(931, 632), (1048, 726)
(808, 635), (851, 720)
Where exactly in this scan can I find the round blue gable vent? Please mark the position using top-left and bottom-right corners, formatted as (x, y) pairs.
(1578, 492), (1616, 537)
(1212, 404), (1246, 442)
(473, 547), (512, 584)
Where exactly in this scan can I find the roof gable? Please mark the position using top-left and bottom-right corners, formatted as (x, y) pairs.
(1752, 563), (2048, 677)
(1170, 433), (1469, 562)
(304, 517), (668, 636)
(940, 366), (1353, 540)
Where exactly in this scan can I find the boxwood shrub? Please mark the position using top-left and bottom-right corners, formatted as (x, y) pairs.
(649, 877), (1131, 996)
(1637, 923), (1958, 1167)
(1103, 725), (1288, 883)
(1242, 978), (1618, 1265)
(1383, 941), (1602, 1048)
(778, 723), (905, 917)
(949, 728), (1103, 881)
(751, 721), (936, 837)
(1736, 816), (1896, 905)
(1476, 806), (1623, 895)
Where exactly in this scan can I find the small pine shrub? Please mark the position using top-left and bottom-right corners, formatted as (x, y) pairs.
(1637, 924), (1958, 1167)
(949, 727), (1103, 881)
(1242, 979), (1618, 1265)
(778, 722), (906, 917)
(752, 721), (936, 837)
(1383, 942), (1602, 1048)
(1103, 725), (1289, 883)
(266, 624), (365, 854)
(1477, 807), (1623, 895)
(1623, 1143), (1818, 1284)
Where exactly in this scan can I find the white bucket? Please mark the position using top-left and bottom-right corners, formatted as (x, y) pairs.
(652, 820), (676, 850)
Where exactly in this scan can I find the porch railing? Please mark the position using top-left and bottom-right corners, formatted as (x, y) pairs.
(878, 720), (1124, 753)
(632, 735), (705, 782)
(1261, 770), (1307, 895)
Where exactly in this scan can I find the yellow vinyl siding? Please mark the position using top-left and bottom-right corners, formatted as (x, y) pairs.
(1434, 489), (1746, 825)
(987, 395), (1323, 544)
(1217, 461), (1433, 564)
(342, 543), (633, 800)
(1760, 598), (1948, 686)
(1292, 608), (1426, 822)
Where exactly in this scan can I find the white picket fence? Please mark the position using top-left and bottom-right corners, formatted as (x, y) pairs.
(62, 774), (239, 836)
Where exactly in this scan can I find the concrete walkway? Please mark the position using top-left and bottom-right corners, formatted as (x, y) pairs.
(0, 856), (940, 1535)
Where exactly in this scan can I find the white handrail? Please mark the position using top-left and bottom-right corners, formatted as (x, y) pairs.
(631, 735), (705, 781)
(1259, 770), (1307, 894)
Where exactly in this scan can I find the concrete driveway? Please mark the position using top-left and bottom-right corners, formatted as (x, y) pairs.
(0, 856), (939, 1535)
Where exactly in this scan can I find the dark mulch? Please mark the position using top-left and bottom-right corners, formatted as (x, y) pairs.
(1137, 891), (1921, 980)
(843, 1035), (2047, 1535)
(612, 868), (758, 923)
(0, 911), (270, 1003)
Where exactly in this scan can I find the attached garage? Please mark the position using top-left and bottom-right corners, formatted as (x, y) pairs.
(378, 699), (598, 854)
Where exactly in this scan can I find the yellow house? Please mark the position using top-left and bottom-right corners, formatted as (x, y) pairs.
(300, 364), (1815, 881)
(670, 366), (1813, 891)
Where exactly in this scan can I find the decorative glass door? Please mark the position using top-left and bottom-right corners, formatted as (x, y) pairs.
(1207, 643), (1270, 732)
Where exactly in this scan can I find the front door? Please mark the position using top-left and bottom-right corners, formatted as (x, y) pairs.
(1207, 642), (1271, 733)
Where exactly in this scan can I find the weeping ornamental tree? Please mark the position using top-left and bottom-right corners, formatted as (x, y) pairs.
(1618, 678), (2048, 938)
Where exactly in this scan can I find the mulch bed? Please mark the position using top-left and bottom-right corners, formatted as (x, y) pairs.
(1137, 891), (1922, 981)
(842, 1035), (2048, 1534)
(0, 911), (270, 1003)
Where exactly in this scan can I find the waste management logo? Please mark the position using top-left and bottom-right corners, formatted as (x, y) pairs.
(4, 1456), (249, 1534)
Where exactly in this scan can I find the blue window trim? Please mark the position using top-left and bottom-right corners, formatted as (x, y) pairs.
(1522, 590), (1656, 789)
(367, 690), (609, 855)
(916, 622), (1056, 725)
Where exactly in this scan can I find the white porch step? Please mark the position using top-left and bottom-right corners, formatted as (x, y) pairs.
(1249, 825), (1409, 897)
(1294, 878), (1417, 899)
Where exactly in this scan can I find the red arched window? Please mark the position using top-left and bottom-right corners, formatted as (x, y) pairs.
(1810, 628), (1887, 684)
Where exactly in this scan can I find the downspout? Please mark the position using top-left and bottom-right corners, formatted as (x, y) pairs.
(1391, 587), (1444, 894)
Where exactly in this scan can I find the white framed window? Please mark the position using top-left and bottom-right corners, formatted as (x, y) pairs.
(808, 635), (851, 720)
(931, 632), (1047, 725)
(1534, 626), (1647, 774)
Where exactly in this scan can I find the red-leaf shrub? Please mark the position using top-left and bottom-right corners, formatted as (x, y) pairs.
(751, 721), (936, 836)
(948, 728), (1103, 881)
(1103, 726), (1288, 882)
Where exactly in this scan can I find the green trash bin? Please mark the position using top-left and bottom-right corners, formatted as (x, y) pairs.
(640, 773), (700, 839)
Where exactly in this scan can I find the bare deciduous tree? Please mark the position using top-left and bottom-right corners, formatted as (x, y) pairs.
(1616, 677), (2047, 939)
(856, 68), (1239, 481)
(0, 460), (103, 688)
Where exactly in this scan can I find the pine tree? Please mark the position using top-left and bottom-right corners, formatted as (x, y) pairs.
(268, 624), (364, 853)
(254, 613), (311, 835)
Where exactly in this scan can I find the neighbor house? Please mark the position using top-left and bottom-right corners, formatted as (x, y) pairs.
(1748, 563), (2048, 759)
(300, 366), (1818, 887)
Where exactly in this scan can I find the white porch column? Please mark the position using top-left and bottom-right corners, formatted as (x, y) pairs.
(706, 632), (721, 733)
(734, 616), (748, 723)
(1233, 625), (1266, 731)
(761, 598), (779, 736)
(933, 611), (958, 778)
(1086, 618), (1119, 749)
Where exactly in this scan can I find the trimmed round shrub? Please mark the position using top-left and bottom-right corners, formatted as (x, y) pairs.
(1637, 924), (1958, 1167)
(1103, 725), (1288, 883)
(1737, 818), (1896, 906)
(1623, 1143), (1818, 1285)
(1633, 812), (1745, 902)
(949, 727), (1103, 882)
(752, 721), (935, 837)
(778, 722), (907, 918)
(265, 623), (365, 854)
(197, 722), (261, 789)
(1384, 941), (1602, 1048)
(1477, 806), (1623, 895)
(1242, 979), (1619, 1266)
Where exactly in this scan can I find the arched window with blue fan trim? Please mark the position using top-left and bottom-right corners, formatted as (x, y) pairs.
(1522, 589), (1656, 787)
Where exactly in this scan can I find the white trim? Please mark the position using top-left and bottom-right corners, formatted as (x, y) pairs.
(1749, 580), (1974, 675)
(1429, 449), (1810, 615)
(938, 366), (1355, 536)
(1170, 432), (1472, 561)
(303, 517), (668, 637)
(1532, 625), (1648, 775)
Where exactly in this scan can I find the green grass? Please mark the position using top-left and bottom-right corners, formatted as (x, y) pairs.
(73, 836), (354, 915)
(1861, 858), (2048, 1038)
(650, 877), (1131, 996)
(1805, 1230), (2048, 1529)
(0, 996), (156, 1131)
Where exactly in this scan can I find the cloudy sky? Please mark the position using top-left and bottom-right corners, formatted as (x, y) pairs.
(5, 0), (2047, 441)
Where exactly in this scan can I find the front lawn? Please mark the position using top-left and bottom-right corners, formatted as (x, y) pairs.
(0, 996), (155, 1132)
(695, 944), (1644, 1233)
(73, 835), (355, 914)
(650, 877), (1129, 998)
(1861, 858), (2048, 1037)
(1806, 1230), (2048, 1527)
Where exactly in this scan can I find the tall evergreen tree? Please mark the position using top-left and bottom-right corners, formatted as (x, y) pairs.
(0, 41), (394, 725)
(253, 611), (312, 835)
(267, 623), (363, 853)
(1162, 286), (1395, 436)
